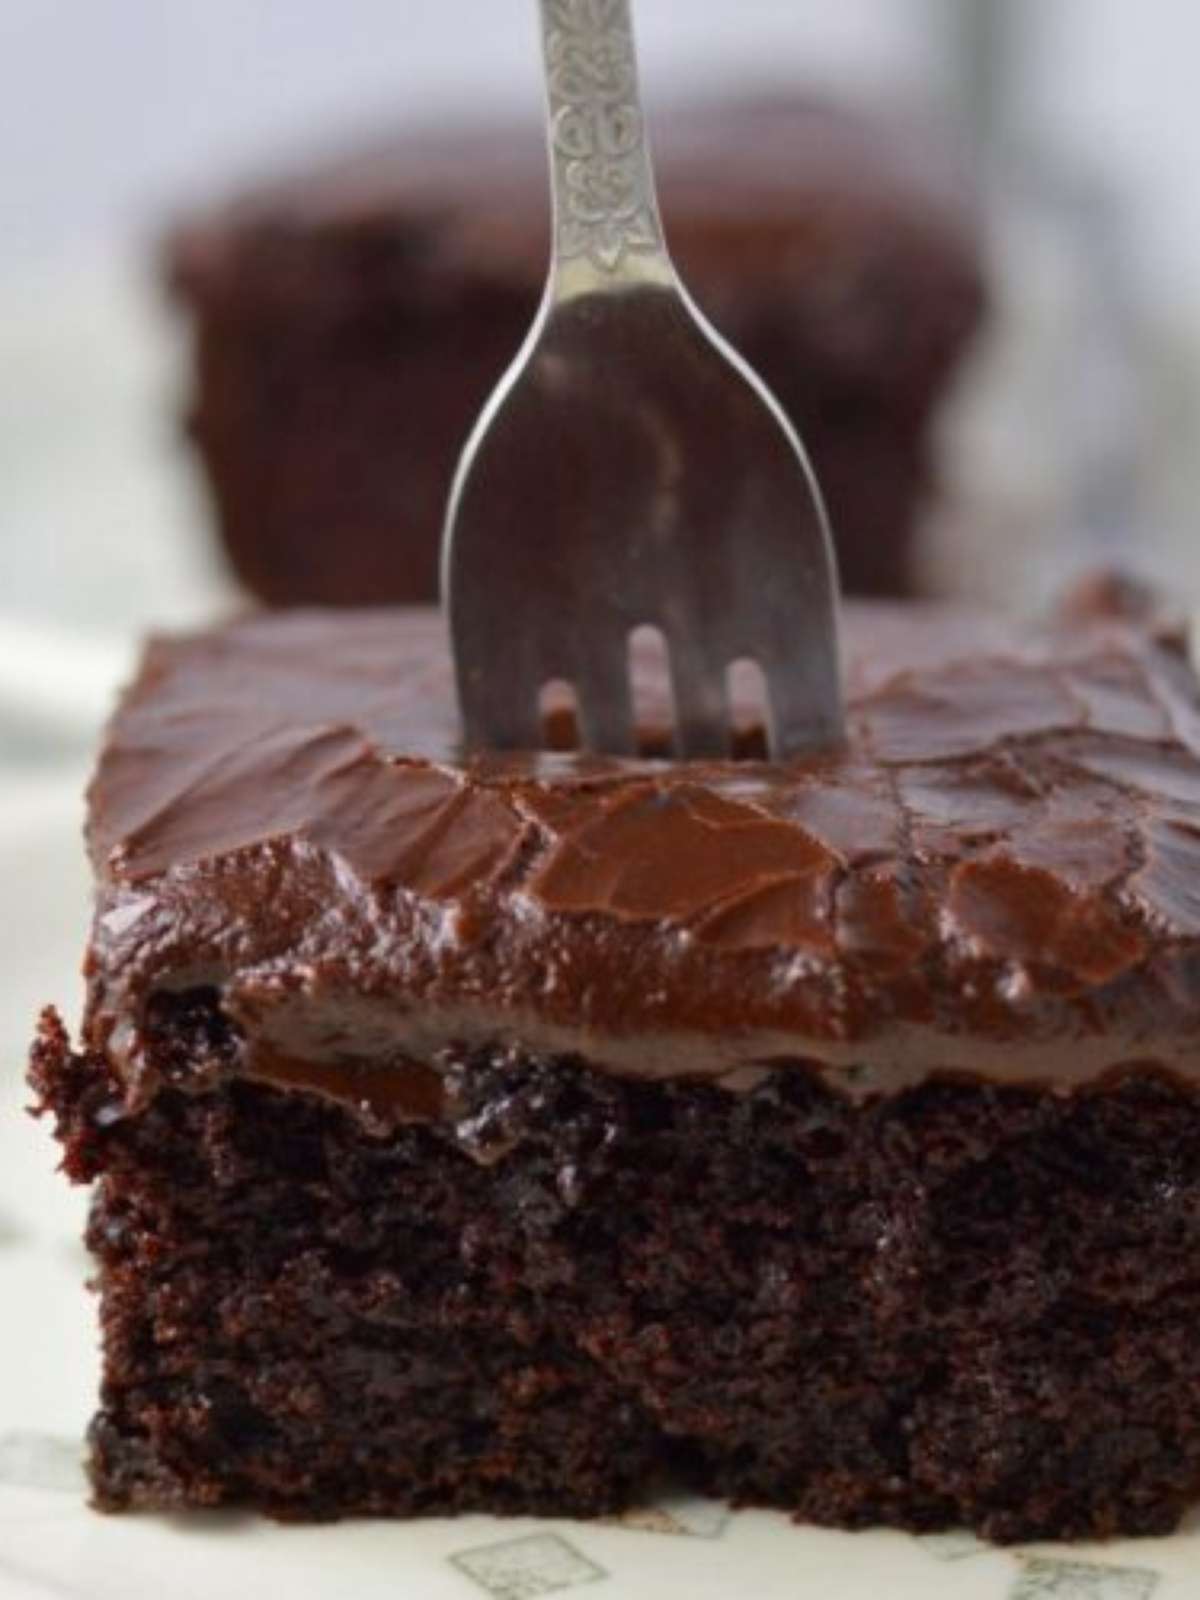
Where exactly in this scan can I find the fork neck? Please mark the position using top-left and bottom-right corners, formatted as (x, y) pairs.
(537, 0), (675, 302)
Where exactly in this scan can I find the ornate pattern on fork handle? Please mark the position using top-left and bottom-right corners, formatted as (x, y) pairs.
(540, 0), (667, 277)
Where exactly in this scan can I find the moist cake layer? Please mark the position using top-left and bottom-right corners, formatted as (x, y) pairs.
(31, 1011), (1200, 1541)
(83, 600), (1200, 1115)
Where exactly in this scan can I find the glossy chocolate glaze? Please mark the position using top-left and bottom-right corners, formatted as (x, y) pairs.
(83, 598), (1200, 1115)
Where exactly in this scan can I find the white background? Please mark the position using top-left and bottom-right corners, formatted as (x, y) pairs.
(5, 0), (1200, 318)
(3, 0), (947, 262)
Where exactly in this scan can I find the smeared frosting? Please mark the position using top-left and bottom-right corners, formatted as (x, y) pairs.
(82, 599), (1200, 1106)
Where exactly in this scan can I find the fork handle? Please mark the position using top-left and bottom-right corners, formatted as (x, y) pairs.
(537, 0), (673, 297)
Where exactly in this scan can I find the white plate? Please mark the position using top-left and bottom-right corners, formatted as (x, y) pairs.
(2, 779), (1198, 1599)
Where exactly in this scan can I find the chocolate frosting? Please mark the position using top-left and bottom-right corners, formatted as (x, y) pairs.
(83, 599), (1200, 1111)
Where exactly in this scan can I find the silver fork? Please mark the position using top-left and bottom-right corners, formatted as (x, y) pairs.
(442, 0), (843, 759)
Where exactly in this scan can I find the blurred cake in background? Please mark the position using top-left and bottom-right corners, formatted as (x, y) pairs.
(165, 95), (986, 606)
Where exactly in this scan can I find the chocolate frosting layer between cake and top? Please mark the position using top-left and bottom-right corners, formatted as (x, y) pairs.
(83, 601), (1200, 1113)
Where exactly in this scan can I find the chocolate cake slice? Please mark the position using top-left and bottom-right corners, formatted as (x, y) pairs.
(30, 598), (1200, 1541)
(166, 96), (985, 606)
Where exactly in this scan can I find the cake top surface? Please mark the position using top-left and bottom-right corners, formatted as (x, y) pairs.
(85, 598), (1200, 1093)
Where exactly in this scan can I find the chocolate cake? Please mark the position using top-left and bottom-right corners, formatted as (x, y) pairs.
(31, 596), (1200, 1543)
(166, 97), (985, 606)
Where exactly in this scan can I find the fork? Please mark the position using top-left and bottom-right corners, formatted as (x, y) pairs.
(442, 0), (844, 759)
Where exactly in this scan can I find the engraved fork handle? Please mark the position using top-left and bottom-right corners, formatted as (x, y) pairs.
(537, 0), (674, 298)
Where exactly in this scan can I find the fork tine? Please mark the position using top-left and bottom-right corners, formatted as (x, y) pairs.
(458, 669), (543, 753)
(667, 634), (731, 760)
(762, 644), (844, 760)
(576, 646), (637, 757)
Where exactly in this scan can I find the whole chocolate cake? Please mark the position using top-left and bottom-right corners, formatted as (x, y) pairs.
(166, 97), (985, 606)
(30, 594), (1200, 1542)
